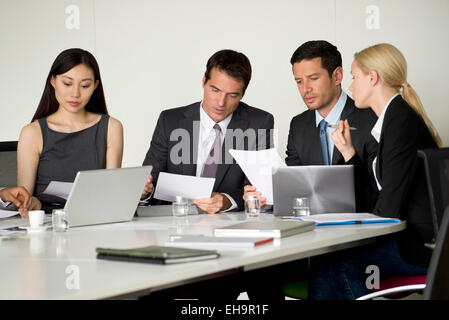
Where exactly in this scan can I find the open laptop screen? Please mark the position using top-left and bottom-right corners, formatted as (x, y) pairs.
(272, 165), (355, 216)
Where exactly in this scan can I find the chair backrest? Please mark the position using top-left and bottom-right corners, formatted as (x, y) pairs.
(418, 148), (449, 240)
(424, 207), (449, 300)
(0, 141), (18, 188)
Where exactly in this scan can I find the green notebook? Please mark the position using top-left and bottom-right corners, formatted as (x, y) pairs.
(96, 245), (220, 265)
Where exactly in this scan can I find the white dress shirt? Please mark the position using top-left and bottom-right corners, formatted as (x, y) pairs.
(141, 104), (238, 211)
(196, 103), (237, 211)
(371, 93), (400, 191)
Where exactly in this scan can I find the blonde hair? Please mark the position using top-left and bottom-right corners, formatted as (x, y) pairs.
(354, 43), (442, 147)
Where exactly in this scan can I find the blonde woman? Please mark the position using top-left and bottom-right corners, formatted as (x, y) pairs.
(309, 43), (441, 299)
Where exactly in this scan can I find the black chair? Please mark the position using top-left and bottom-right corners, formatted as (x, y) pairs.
(424, 207), (449, 299)
(357, 147), (449, 300)
(418, 147), (449, 240)
(0, 141), (18, 187)
(357, 207), (449, 300)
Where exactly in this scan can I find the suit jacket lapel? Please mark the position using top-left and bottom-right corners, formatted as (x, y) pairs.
(179, 104), (200, 176)
(214, 105), (249, 190)
(303, 111), (324, 164)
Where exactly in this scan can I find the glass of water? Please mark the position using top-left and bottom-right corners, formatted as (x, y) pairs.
(52, 209), (68, 232)
(172, 196), (189, 217)
(245, 195), (260, 218)
(292, 197), (310, 217)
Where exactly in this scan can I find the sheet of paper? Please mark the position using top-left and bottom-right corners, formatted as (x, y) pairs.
(0, 209), (20, 219)
(42, 181), (73, 200)
(229, 148), (286, 204)
(153, 172), (215, 202)
(0, 215), (51, 230)
(0, 229), (26, 237)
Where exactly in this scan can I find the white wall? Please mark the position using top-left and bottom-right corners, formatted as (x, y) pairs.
(1, 0), (448, 167)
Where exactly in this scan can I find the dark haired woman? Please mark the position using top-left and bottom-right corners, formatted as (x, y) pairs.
(17, 48), (123, 214)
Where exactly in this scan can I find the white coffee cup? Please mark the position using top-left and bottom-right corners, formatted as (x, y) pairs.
(29, 210), (45, 228)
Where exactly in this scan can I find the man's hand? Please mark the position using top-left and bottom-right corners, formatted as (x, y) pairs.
(192, 192), (232, 214)
(18, 196), (42, 218)
(0, 186), (31, 210)
(330, 119), (356, 162)
(243, 185), (266, 210)
(141, 174), (154, 200)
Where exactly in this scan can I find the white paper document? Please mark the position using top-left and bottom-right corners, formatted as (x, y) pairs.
(42, 181), (73, 200)
(229, 148), (286, 205)
(165, 234), (274, 248)
(153, 172), (215, 202)
(0, 209), (20, 219)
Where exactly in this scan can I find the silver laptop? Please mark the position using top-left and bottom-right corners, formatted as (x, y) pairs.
(272, 165), (355, 216)
(137, 204), (199, 217)
(65, 166), (152, 227)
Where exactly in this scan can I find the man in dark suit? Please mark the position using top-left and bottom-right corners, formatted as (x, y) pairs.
(245, 40), (378, 212)
(241, 41), (380, 300)
(141, 49), (274, 214)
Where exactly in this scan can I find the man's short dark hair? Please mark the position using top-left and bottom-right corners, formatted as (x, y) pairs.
(204, 49), (252, 95)
(290, 40), (342, 77)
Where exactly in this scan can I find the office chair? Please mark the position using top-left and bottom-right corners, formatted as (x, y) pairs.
(0, 141), (18, 187)
(356, 148), (449, 300)
(357, 207), (449, 300)
(284, 148), (449, 300)
(418, 148), (449, 241)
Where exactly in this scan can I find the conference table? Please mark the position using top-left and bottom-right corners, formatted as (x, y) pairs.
(0, 207), (405, 300)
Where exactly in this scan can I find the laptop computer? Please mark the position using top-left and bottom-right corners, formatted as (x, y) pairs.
(136, 204), (199, 217)
(65, 166), (152, 227)
(272, 165), (355, 216)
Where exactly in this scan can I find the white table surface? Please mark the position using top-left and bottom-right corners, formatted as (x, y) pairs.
(0, 208), (405, 300)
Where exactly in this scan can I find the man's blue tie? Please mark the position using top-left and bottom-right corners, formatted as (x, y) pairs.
(319, 119), (330, 165)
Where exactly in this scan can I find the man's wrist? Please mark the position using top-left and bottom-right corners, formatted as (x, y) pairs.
(139, 189), (154, 205)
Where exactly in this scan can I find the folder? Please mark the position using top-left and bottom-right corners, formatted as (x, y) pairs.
(96, 245), (219, 264)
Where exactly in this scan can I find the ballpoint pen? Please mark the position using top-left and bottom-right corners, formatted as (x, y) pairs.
(327, 124), (357, 130)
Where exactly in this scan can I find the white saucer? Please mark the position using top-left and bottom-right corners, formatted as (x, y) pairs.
(19, 226), (51, 233)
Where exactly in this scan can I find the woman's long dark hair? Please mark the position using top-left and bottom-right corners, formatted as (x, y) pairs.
(31, 48), (108, 122)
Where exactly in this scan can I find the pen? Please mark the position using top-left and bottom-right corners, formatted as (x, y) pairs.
(327, 124), (357, 130)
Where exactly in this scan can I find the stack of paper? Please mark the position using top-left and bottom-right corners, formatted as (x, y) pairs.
(165, 234), (274, 248)
(214, 219), (315, 238)
(0, 209), (20, 219)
